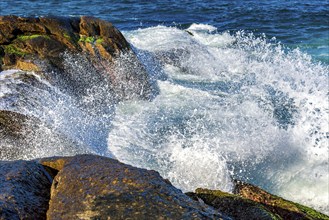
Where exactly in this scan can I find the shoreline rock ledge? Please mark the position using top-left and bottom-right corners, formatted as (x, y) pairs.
(0, 154), (328, 220)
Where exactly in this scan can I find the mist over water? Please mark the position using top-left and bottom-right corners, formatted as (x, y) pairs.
(108, 25), (329, 213)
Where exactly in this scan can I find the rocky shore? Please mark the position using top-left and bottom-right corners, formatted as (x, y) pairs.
(0, 16), (328, 219)
(0, 154), (328, 219)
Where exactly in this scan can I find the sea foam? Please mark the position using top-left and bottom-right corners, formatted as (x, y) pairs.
(109, 24), (329, 214)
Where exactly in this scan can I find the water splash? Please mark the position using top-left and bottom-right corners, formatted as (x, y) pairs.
(108, 24), (329, 213)
(0, 50), (151, 160)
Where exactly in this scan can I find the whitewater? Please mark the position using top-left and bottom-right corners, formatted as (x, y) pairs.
(0, 24), (328, 214)
(109, 24), (329, 214)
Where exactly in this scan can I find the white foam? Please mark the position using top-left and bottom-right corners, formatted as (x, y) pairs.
(187, 23), (217, 33)
(109, 25), (329, 214)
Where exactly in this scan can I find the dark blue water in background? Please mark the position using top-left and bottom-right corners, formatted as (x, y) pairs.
(1, 0), (328, 63)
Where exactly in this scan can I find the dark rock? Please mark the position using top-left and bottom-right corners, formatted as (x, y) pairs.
(233, 180), (329, 220)
(187, 189), (279, 220)
(0, 160), (51, 220)
(0, 110), (92, 160)
(187, 182), (329, 220)
(40, 154), (228, 220)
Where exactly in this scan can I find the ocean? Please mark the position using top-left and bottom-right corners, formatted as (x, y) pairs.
(1, 0), (328, 214)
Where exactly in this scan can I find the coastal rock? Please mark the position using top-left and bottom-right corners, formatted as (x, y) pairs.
(187, 189), (279, 220)
(0, 160), (51, 220)
(233, 181), (329, 220)
(0, 15), (152, 101)
(40, 154), (227, 220)
(0, 154), (327, 220)
(187, 182), (329, 220)
(0, 15), (127, 69)
(0, 110), (92, 160)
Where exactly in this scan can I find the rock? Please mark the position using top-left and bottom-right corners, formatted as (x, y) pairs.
(0, 15), (127, 69)
(0, 16), (153, 160)
(187, 189), (279, 220)
(1, 154), (326, 220)
(40, 154), (227, 220)
(0, 15), (152, 101)
(233, 181), (329, 220)
(187, 182), (329, 220)
(0, 110), (92, 160)
(0, 160), (51, 219)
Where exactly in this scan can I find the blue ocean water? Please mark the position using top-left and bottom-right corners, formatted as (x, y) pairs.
(1, 0), (328, 63)
(1, 0), (329, 214)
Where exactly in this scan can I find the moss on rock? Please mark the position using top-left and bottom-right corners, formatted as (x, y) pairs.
(4, 44), (27, 56)
(17, 34), (51, 41)
(78, 35), (95, 43)
(186, 185), (329, 220)
(233, 181), (329, 220)
(95, 38), (104, 44)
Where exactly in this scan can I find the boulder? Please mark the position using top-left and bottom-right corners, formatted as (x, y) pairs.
(187, 189), (279, 220)
(0, 15), (152, 102)
(0, 160), (52, 220)
(40, 154), (227, 220)
(0, 15), (128, 70)
(0, 16), (153, 160)
(233, 181), (329, 220)
(0, 154), (327, 220)
(186, 182), (329, 220)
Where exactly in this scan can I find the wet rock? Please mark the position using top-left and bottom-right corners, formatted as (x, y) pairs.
(187, 189), (279, 220)
(0, 15), (127, 69)
(0, 110), (92, 160)
(40, 154), (227, 220)
(0, 160), (51, 220)
(233, 180), (329, 220)
(187, 182), (329, 220)
(0, 15), (152, 101)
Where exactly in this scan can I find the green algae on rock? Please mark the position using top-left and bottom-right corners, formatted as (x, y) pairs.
(0, 15), (152, 101)
(233, 181), (329, 220)
(186, 182), (329, 220)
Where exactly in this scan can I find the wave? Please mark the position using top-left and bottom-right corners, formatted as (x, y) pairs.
(108, 24), (329, 214)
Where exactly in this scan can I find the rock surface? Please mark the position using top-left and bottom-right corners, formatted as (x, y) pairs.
(187, 182), (329, 220)
(0, 16), (153, 160)
(0, 15), (128, 70)
(0, 154), (327, 220)
(0, 15), (151, 102)
(187, 189), (279, 220)
(0, 160), (51, 219)
(40, 155), (226, 220)
(233, 181), (329, 220)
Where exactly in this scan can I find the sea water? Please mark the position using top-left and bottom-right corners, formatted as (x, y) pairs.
(108, 25), (329, 214)
(0, 0), (328, 214)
